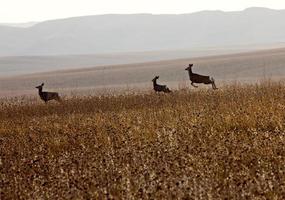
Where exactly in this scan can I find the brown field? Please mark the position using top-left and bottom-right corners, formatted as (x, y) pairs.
(1, 81), (285, 199)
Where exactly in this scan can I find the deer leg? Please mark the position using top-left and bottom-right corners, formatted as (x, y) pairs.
(191, 82), (198, 88)
(210, 78), (218, 89)
(211, 81), (218, 89)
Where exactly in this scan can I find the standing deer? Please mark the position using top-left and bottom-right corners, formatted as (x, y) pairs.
(152, 76), (172, 93)
(185, 64), (217, 89)
(35, 83), (61, 103)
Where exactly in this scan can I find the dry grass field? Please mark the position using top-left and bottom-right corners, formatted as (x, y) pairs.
(1, 81), (285, 199)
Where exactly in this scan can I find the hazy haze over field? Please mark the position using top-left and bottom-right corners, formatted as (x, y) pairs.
(0, 46), (277, 77)
(1, 48), (285, 97)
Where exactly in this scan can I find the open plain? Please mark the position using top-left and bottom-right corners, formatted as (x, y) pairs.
(1, 48), (285, 199)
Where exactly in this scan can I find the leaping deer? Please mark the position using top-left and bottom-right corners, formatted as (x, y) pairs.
(152, 76), (171, 93)
(35, 83), (61, 103)
(185, 64), (217, 89)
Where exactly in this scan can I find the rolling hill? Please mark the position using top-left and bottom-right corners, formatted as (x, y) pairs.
(1, 47), (285, 97)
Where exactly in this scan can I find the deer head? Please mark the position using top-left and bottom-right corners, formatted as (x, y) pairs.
(185, 64), (193, 71)
(152, 76), (159, 82)
(36, 83), (44, 90)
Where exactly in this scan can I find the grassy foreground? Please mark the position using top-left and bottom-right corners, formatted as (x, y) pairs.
(1, 82), (285, 199)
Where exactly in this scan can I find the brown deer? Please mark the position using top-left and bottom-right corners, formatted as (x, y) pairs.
(35, 83), (61, 103)
(185, 64), (217, 89)
(152, 76), (171, 93)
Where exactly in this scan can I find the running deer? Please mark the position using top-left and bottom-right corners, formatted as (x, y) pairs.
(152, 76), (171, 93)
(185, 64), (217, 89)
(35, 83), (61, 103)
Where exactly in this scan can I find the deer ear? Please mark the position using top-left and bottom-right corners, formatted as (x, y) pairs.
(41, 83), (44, 86)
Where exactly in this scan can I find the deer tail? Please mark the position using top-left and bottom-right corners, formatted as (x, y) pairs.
(56, 95), (63, 103)
(165, 87), (172, 93)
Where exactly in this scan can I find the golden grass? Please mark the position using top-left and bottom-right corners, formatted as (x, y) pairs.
(1, 81), (285, 199)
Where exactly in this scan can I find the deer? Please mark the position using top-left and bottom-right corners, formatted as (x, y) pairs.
(35, 83), (62, 103)
(185, 64), (217, 89)
(152, 76), (172, 93)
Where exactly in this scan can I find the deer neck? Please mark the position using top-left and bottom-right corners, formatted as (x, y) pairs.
(188, 69), (193, 77)
(153, 79), (157, 87)
(38, 88), (43, 95)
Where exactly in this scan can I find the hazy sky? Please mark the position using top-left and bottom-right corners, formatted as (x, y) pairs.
(1, 0), (285, 23)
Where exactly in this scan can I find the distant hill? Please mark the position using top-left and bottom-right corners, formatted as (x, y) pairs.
(1, 7), (285, 56)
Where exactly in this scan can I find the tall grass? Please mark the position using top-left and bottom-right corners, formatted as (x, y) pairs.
(1, 81), (285, 199)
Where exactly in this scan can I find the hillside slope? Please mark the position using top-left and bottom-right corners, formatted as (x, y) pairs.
(1, 47), (285, 97)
